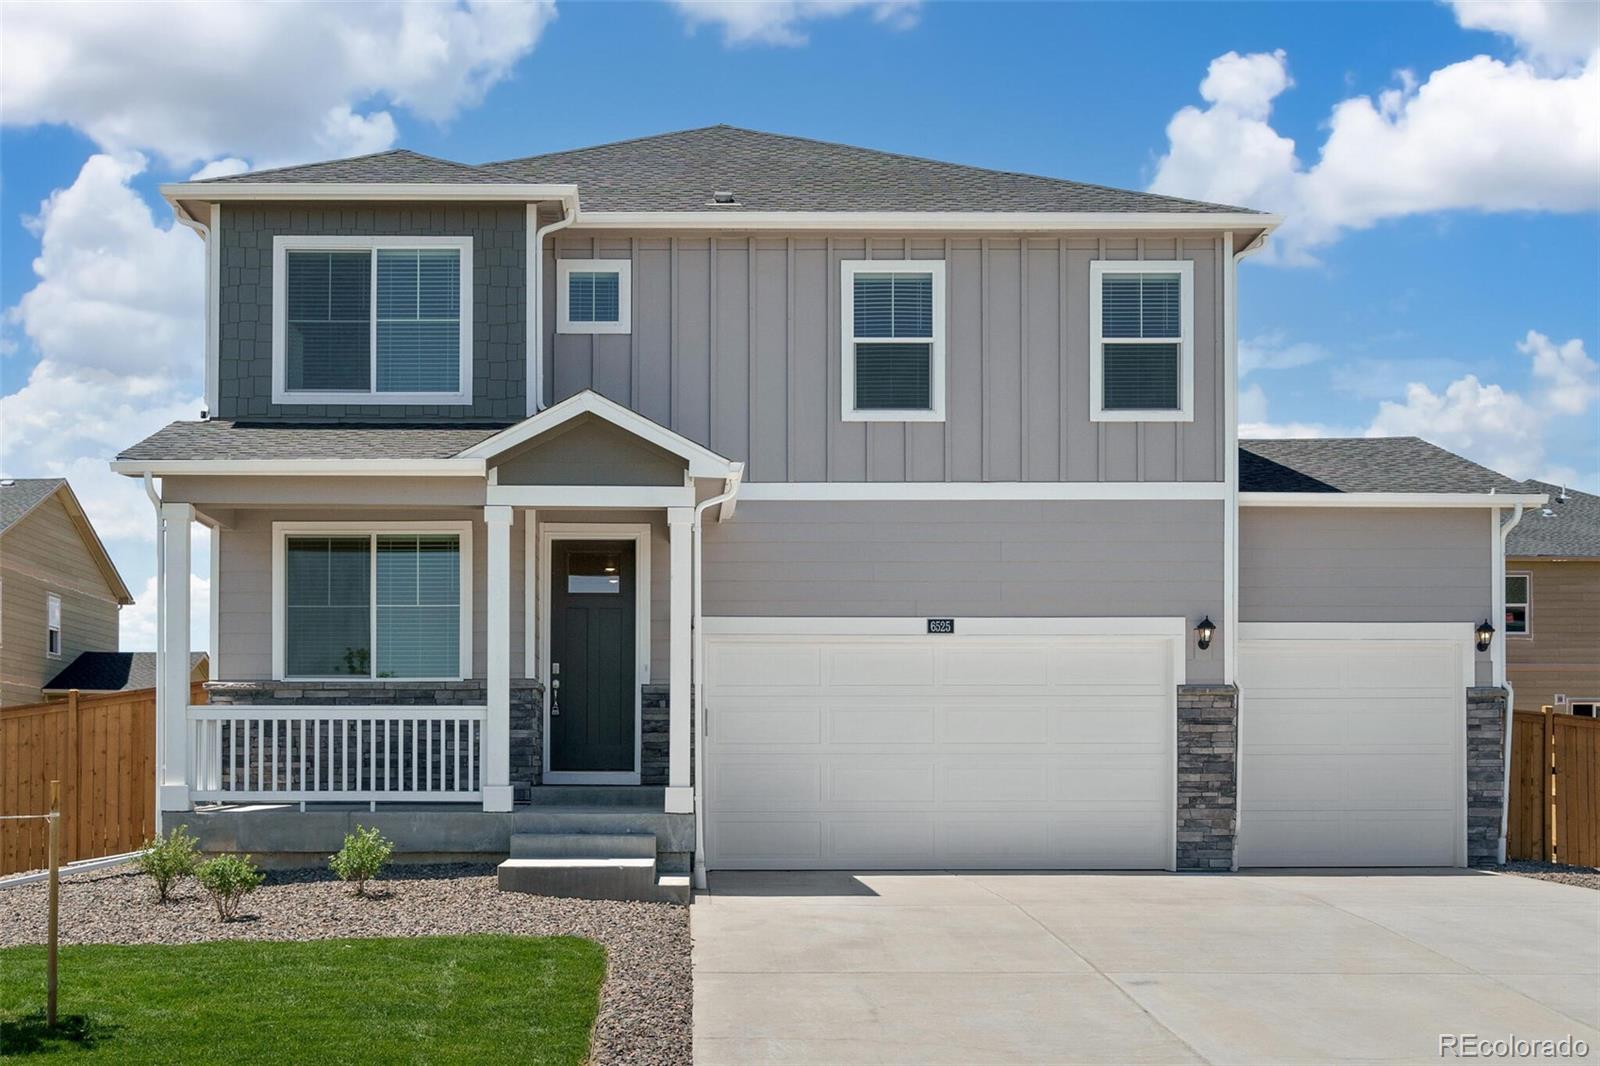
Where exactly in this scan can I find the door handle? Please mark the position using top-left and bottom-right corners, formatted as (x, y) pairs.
(550, 663), (561, 716)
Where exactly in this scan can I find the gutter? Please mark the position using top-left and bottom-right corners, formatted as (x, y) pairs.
(1496, 501), (1526, 865)
(529, 204), (576, 413)
(691, 463), (745, 891)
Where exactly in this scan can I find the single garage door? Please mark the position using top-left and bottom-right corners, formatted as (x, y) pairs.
(702, 619), (1181, 870)
(1238, 624), (1473, 868)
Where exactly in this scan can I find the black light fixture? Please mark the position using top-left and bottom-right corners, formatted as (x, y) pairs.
(1194, 616), (1216, 651)
(1476, 619), (1496, 652)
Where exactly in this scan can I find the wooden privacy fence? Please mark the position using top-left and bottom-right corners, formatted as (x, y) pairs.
(0, 683), (205, 877)
(1508, 708), (1600, 868)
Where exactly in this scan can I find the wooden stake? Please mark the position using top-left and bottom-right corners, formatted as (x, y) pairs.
(47, 779), (60, 1027)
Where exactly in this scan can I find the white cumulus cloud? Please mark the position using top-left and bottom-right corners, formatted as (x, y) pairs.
(1149, 1), (1600, 260)
(670, 0), (919, 46)
(0, 0), (555, 169)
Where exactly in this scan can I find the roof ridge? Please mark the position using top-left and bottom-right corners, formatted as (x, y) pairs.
(196, 147), (497, 184)
(485, 124), (1261, 213)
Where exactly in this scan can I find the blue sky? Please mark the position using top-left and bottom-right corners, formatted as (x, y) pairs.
(1, 0), (1596, 647)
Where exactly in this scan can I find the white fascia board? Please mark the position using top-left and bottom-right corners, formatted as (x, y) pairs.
(702, 616), (1188, 638)
(162, 183), (579, 205)
(109, 459), (485, 478)
(572, 211), (1281, 232)
(458, 389), (739, 476)
(1240, 491), (1549, 509)
(737, 481), (1226, 501)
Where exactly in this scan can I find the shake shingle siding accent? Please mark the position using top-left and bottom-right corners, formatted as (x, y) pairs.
(217, 202), (526, 421)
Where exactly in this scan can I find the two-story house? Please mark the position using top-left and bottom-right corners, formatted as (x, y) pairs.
(113, 127), (1543, 897)
(1, 478), (134, 706)
(1504, 481), (1600, 716)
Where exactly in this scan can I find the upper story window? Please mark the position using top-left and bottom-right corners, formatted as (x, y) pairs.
(46, 592), (62, 658)
(840, 260), (946, 422)
(557, 259), (631, 334)
(1506, 573), (1530, 635)
(1089, 260), (1194, 422)
(271, 236), (472, 405)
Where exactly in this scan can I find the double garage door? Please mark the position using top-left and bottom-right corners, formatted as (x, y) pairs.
(703, 621), (1181, 870)
(703, 620), (1474, 871)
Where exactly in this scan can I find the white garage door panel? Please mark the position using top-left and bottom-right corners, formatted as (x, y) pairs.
(706, 630), (1178, 870)
(1239, 632), (1468, 868)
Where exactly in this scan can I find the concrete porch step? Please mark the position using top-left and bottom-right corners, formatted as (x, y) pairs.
(523, 786), (665, 808)
(497, 857), (688, 904)
(509, 806), (695, 855)
(510, 832), (657, 859)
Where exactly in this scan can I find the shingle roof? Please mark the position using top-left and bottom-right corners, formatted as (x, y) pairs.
(198, 148), (522, 185)
(483, 125), (1261, 214)
(0, 477), (67, 533)
(117, 421), (508, 461)
(1239, 437), (1530, 495)
(1506, 481), (1600, 558)
(43, 652), (207, 694)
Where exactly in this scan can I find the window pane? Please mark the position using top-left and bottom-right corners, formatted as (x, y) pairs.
(285, 536), (371, 676)
(286, 251), (371, 391)
(855, 342), (931, 410)
(1505, 605), (1528, 634)
(375, 249), (459, 393)
(854, 272), (933, 339)
(1102, 272), (1181, 339)
(375, 535), (460, 678)
(568, 271), (620, 324)
(567, 551), (622, 594)
(1102, 342), (1180, 410)
(1505, 575), (1528, 603)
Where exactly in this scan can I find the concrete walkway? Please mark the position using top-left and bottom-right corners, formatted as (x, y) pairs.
(692, 870), (1599, 1064)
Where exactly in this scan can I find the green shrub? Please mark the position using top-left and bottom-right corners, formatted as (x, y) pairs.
(134, 826), (201, 902)
(329, 825), (394, 896)
(195, 854), (265, 921)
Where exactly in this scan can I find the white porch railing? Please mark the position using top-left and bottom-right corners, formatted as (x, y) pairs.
(188, 706), (485, 804)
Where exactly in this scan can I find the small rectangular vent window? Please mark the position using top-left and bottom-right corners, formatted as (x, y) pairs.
(558, 260), (632, 334)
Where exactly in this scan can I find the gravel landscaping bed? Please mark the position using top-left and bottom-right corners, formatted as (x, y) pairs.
(1500, 860), (1600, 890)
(0, 863), (691, 1066)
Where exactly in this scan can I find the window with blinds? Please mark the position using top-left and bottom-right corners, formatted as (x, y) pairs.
(1089, 261), (1193, 421)
(283, 532), (462, 679)
(275, 237), (470, 403)
(842, 261), (946, 420)
(558, 260), (632, 334)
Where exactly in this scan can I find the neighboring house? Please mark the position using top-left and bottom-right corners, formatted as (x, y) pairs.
(1504, 481), (1600, 717)
(0, 478), (134, 707)
(110, 126), (1544, 895)
(42, 651), (209, 698)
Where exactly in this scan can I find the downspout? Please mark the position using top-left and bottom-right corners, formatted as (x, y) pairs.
(529, 200), (577, 413)
(691, 463), (744, 891)
(1496, 501), (1525, 865)
(170, 202), (214, 417)
(142, 473), (166, 836)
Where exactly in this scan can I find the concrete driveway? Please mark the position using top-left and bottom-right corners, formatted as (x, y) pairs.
(692, 870), (1600, 1065)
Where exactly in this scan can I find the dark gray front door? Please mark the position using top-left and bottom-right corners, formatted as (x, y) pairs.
(549, 540), (636, 774)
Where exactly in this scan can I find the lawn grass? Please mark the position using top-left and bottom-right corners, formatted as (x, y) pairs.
(0, 936), (605, 1064)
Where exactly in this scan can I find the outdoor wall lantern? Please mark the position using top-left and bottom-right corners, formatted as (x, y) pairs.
(1475, 619), (1495, 652)
(1194, 616), (1216, 652)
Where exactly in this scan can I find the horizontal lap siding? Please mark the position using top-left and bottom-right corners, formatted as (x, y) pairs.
(1506, 558), (1600, 712)
(549, 233), (1225, 484)
(701, 499), (1225, 683)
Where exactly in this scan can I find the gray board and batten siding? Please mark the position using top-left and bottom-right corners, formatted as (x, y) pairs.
(214, 201), (1231, 486)
(545, 233), (1228, 485)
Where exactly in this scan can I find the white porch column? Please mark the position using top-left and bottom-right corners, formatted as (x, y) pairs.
(666, 506), (693, 813)
(483, 505), (514, 812)
(157, 503), (194, 812)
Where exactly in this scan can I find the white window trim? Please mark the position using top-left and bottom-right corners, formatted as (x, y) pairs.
(46, 592), (62, 659)
(556, 259), (632, 334)
(270, 235), (473, 406)
(535, 522), (652, 785)
(1567, 699), (1597, 717)
(271, 521), (474, 682)
(1506, 570), (1531, 637)
(839, 259), (947, 423)
(1089, 259), (1195, 423)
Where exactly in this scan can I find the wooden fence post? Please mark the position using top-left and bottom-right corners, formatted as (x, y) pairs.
(1542, 708), (1556, 863)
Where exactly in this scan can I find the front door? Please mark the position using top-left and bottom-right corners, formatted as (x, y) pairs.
(548, 540), (638, 778)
